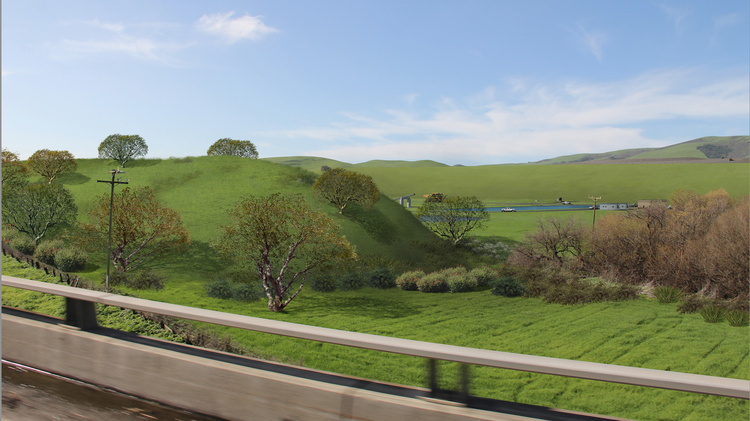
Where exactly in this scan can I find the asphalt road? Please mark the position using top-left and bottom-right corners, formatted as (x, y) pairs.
(2, 362), (226, 421)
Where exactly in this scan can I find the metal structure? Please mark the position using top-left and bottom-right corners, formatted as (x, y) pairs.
(589, 195), (601, 231)
(96, 169), (128, 292)
(3, 276), (748, 401)
(394, 194), (415, 208)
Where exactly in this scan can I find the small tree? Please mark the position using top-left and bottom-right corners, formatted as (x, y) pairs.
(415, 196), (489, 245)
(27, 149), (77, 184)
(80, 187), (190, 272)
(98, 134), (148, 167)
(313, 168), (379, 215)
(207, 138), (259, 158)
(2, 182), (77, 243)
(213, 193), (357, 312)
(1, 149), (30, 187)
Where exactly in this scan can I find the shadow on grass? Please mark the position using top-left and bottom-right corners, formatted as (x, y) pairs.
(344, 201), (398, 245)
(120, 159), (162, 168)
(78, 263), (101, 274)
(148, 241), (225, 278)
(287, 292), (423, 319)
(56, 172), (92, 185)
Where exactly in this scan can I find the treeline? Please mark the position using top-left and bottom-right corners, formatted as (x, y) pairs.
(510, 188), (748, 300)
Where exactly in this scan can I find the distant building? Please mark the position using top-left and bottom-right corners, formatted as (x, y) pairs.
(600, 203), (630, 210)
(638, 199), (668, 208)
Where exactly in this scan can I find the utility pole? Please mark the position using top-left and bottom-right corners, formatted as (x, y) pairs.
(97, 169), (128, 292)
(589, 196), (601, 231)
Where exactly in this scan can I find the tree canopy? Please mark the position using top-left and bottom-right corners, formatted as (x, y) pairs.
(213, 193), (356, 312)
(206, 138), (259, 158)
(98, 134), (148, 167)
(2, 182), (78, 243)
(1, 149), (30, 187)
(27, 149), (77, 184)
(415, 195), (489, 245)
(313, 168), (379, 214)
(80, 187), (190, 272)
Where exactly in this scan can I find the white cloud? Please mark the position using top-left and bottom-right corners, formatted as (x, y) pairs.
(195, 12), (278, 43)
(264, 68), (749, 164)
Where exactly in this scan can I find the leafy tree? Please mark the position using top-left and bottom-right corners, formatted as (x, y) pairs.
(27, 149), (77, 184)
(98, 134), (148, 167)
(80, 187), (190, 272)
(415, 196), (489, 245)
(206, 138), (259, 158)
(313, 168), (379, 214)
(213, 193), (356, 312)
(2, 182), (77, 243)
(1, 149), (30, 187)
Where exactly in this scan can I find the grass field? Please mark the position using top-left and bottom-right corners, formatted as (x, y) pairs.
(353, 163), (749, 204)
(2, 255), (747, 421)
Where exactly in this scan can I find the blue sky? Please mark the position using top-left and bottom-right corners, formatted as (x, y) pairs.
(2, 1), (748, 165)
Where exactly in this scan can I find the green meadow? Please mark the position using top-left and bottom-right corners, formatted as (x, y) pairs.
(353, 163), (749, 204)
(4, 155), (749, 420)
(3, 255), (748, 421)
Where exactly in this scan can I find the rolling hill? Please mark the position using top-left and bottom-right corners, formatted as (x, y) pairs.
(535, 136), (749, 164)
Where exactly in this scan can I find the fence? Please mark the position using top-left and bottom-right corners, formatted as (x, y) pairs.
(2, 275), (748, 402)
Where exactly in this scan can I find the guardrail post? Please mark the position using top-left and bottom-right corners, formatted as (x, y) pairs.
(427, 358), (438, 397)
(65, 298), (98, 330)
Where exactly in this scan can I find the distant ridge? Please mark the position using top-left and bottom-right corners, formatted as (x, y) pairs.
(535, 136), (749, 165)
(263, 136), (749, 169)
(262, 156), (448, 172)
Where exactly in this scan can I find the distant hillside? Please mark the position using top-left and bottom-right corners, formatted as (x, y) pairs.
(262, 156), (448, 172)
(536, 136), (749, 164)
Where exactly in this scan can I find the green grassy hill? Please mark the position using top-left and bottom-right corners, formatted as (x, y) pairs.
(536, 136), (749, 164)
(50, 156), (435, 285)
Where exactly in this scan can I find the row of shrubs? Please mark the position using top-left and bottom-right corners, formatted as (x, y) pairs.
(653, 285), (749, 326)
(310, 267), (399, 292)
(395, 266), (497, 293)
(2, 228), (88, 273)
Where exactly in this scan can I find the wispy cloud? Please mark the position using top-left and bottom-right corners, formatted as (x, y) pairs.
(574, 24), (607, 61)
(53, 19), (189, 65)
(195, 12), (278, 43)
(263, 69), (749, 164)
(659, 4), (691, 34)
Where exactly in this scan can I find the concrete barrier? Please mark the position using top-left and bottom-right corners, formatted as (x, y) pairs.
(5, 309), (625, 421)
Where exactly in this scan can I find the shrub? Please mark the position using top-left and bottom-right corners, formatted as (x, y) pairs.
(34, 239), (65, 265)
(417, 273), (449, 293)
(725, 310), (749, 327)
(54, 247), (88, 272)
(232, 283), (264, 302)
(470, 266), (498, 287)
(678, 294), (707, 314)
(336, 272), (366, 291)
(367, 267), (397, 289)
(2, 225), (21, 244)
(127, 269), (166, 290)
(447, 273), (477, 293)
(492, 276), (527, 297)
(612, 284), (640, 301)
(309, 274), (338, 292)
(10, 235), (36, 255)
(396, 270), (425, 291)
(654, 286), (684, 304)
(700, 305), (725, 323)
(205, 278), (235, 299)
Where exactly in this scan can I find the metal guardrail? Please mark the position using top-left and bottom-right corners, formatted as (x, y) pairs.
(2, 275), (748, 400)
